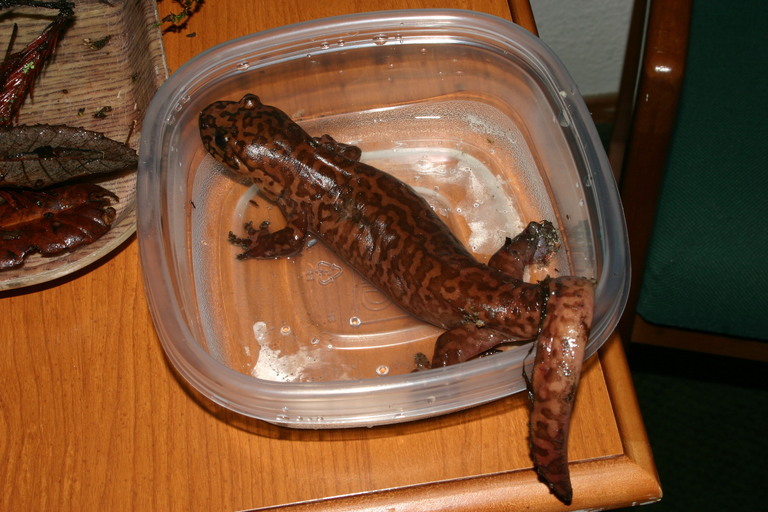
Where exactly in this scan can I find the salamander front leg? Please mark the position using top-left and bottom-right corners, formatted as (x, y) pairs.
(312, 134), (362, 161)
(228, 213), (309, 260)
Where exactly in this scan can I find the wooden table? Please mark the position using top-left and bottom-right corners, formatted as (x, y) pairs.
(0, 1), (661, 510)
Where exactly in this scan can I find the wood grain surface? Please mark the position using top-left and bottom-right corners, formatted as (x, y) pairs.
(0, 1), (661, 510)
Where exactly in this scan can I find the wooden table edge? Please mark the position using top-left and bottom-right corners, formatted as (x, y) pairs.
(243, 335), (662, 512)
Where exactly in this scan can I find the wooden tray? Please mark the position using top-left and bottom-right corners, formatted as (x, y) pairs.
(0, 0), (167, 290)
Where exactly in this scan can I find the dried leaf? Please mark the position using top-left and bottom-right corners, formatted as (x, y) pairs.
(0, 182), (117, 270)
(0, 124), (138, 188)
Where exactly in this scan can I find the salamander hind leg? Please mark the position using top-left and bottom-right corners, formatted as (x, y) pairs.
(228, 213), (309, 260)
(431, 324), (510, 367)
(488, 221), (561, 279)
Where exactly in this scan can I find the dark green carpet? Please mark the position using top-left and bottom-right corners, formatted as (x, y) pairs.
(613, 344), (767, 511)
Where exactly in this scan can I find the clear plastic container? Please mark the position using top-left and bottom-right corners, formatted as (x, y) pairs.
(137, 9), (629, 427)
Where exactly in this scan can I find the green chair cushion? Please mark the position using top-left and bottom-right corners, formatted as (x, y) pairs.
(636, 0), (768, 340)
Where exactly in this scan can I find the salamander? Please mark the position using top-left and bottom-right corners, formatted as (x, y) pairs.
(199, 94), (595, 504)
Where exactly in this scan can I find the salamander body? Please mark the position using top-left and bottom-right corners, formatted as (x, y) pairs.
(199, 94), (594, 504)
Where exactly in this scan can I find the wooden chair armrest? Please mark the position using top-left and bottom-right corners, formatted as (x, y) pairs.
(616, 0), (693, 340)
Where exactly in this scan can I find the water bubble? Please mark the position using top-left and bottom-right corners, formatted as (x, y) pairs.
(557, 111), (571, 127)
(349, 316), (362, 327)
(310, 337), (320, 345)
(420, 48), (427, 54)
(280, 325), (292, 335)
(373, 34), (388, 45)
(376, 365), (390, 376)
(338, 39), (345, 46)
(320, 42), (330, 49)
(236, 62), (250, 71)
(416, 158), (431, 170)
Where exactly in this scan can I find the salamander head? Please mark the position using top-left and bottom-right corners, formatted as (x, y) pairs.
(199, 94), (302, 174)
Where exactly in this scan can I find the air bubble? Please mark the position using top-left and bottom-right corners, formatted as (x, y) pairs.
(320, 42), (330, 49)
(310, 337), (320, 345)
(376, 365), (390, 376)
(349, 316), (362, 327)
(373, 34), (388, 45)
(280, 325), (292, 335)
(236, 62), (250, 71)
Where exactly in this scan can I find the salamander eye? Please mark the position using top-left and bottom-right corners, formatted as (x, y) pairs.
(241, 95), (259, 109)
(214, 128), (229, 149)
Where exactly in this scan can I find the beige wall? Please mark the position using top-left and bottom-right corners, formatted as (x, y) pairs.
(531, 0), (633, 97)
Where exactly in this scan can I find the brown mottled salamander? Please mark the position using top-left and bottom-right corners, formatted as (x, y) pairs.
(199, 94), (594, 504)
